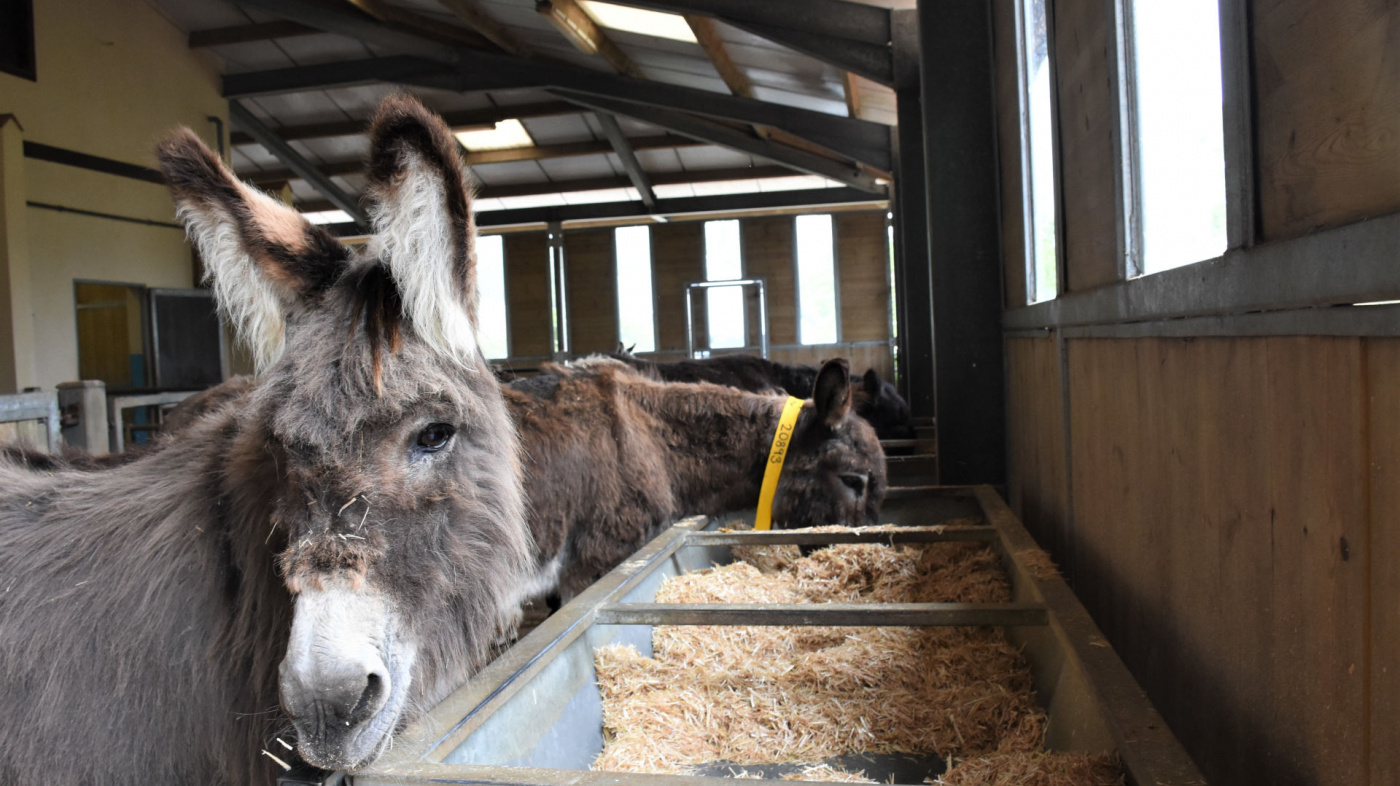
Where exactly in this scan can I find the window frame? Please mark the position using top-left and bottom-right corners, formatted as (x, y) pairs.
(1013, 0), (1064, 304)
(701, 219), (748, 351)
(1113, 0), (1252, 279)
(791, 213), (842, 346)
(612, 223), (659, 354)
(475, 232), (512, 361)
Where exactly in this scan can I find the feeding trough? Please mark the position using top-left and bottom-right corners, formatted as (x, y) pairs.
(351, 486), (1205, 786)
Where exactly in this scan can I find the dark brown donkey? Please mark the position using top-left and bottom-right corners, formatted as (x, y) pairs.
(0, 95), (532, 784)
(609, 352), (917, 440)
(509, 356), (887, 601)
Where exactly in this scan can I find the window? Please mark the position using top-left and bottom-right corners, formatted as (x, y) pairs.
(795, 214), (838, 345)
(476, 234), (510, 359)
(1017, 0), (1058, 303)
(704, 220), (746, 349)
(1127, 0), (1227, 274)
(0, 0), (36, 82)
(614, 225), (656, 353)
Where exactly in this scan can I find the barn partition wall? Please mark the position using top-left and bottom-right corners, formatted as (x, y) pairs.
(490, 211), (896, 382)
(996, 0), (1400, 784)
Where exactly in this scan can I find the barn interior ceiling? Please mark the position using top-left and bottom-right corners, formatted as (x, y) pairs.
(154, 0), (907, 232)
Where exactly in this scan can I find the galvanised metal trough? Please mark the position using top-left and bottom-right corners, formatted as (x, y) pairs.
(348, 486), (1206, 786)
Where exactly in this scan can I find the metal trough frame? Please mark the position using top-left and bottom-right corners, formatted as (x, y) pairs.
(352, 486), (1205, 786)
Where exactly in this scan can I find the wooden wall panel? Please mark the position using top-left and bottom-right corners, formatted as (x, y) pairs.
(1053, 0), (1119, 292)
(835, 212), (890, 343)
(1066, 337), (1368, 786)
(767, 343), (893, 383)
(1366, 338), (1400, 785)
(503, 232), (552, 357)
(1003, 336), (1068, 560)
(742, 216), (797, 347)
(564, 228), (618, 355)
(1254, 0), (1400, 240)
(651, 222), (706, 352)
(993, 0), (1027, 308)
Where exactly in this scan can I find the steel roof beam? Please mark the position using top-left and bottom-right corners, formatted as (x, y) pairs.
(594, 113), (658, 210)
(228, 101), (369, 231)
(229, 101), (580, 147)
(550, 90), (885, 193)
(591, 0), (890, 46)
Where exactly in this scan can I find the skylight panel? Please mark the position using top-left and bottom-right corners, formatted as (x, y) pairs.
(455, 119), (535, 151)
(577, 1), (698, 42)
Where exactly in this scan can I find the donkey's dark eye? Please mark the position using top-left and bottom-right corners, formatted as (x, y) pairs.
(416, 423), (456, 453)
(840, 474), (867, 495)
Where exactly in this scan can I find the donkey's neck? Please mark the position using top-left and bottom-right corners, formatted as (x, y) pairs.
(640, 381), (788, 516)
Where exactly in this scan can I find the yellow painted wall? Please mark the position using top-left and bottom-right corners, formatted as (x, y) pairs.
(0, 0), (227, 390)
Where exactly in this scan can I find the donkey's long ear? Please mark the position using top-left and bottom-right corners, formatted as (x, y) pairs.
(812, 358), (853, 429)
(364, 93), (478, 364)
(156, 128), (350, 369)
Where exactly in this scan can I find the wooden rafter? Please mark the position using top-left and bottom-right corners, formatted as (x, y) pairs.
(436, 0), (530, 55)
(344, 0), (493, 50)
(685, 16), (752, 97)
(842, 71), (861, 119)
(685, 15), (772, 141)
(536, 0), (645, 78)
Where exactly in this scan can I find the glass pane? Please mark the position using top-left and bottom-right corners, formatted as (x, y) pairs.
(795, 214), (838, 345)
(1023, 0), (1058, 302)
(476, 234), (509, 359)
(1132, 0), (1227, 273)
(704, 220), (746, 349)
(614, 225), (656, 353)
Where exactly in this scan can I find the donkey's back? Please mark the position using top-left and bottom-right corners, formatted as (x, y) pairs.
(0, 414), (276, 785)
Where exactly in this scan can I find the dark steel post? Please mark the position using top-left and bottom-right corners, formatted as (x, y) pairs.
(890, 9), (933, 418)
(918, 0), (1005, 484)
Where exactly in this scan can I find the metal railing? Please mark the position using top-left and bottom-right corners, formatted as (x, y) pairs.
(108, 391), (198, 453)
(0, 391), (61, 450)
(683, 278), (770, 359)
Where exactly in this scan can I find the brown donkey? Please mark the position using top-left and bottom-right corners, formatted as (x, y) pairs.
(509, 357), (887, 601)
(0, 95), (532, 784)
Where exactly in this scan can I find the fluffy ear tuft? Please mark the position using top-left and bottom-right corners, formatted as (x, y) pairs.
(364, 93), (479, 365)
(812, 359), (853, 429)
(156, 128), (350, 369)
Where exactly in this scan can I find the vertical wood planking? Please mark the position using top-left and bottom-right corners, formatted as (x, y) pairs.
(1052, 0), (1120, 292)
(1004, 336), (1068, 559)
(1065, 336), (1370, 786)
(1263, 337), (1367, 785)
(742, 216), (798, 347)
(651, 222), (706, 353)
(1253, 0), (1400, 241)
(563, 228), (619, 355)
(835, 212), (891, 344)
(502, 232), (552, 357)
(1366, 338), (1400, 785)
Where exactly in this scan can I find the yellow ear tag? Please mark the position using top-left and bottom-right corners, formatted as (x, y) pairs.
(754, 396), (805, 531)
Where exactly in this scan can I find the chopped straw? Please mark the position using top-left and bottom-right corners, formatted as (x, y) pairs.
(934, 752), (1124, 786)
(592, 539), (1047, 776)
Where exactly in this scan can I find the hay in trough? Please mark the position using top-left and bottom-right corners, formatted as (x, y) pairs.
(592, 539), (1047, 776)
(934, 752), (1123, 786)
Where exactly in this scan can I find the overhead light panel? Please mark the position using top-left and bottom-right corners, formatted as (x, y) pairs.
(577, 0), (697, 43)
(455, 119), (535, 151)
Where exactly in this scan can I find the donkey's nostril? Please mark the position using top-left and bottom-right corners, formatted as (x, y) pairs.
(349, 672), (385, 724)
(341, 670), (387, 728)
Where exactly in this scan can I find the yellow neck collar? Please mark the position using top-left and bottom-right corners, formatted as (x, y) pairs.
(754, 396), (804, 531)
